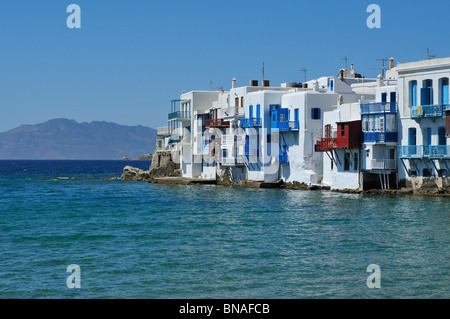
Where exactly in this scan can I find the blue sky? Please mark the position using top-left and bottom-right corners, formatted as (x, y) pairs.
(0, 0), (449, 132)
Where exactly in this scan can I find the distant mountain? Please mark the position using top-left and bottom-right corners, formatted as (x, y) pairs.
(0, 119), (156, 160)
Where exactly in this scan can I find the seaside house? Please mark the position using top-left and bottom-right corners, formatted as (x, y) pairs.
(397, 57), (450, 188)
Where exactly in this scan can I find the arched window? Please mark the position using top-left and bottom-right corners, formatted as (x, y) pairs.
(409, 80), (417, 106)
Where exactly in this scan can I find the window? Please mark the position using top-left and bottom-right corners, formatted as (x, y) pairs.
(354, 152), (359, 171)
(330, 80), (334, 92)
(386, 114), (396, 132)
(440, 78), (449, 105)
(409, 80), (417, 107)
(272, 113), (276, 123)
(344, 154), (350, 171)
(312, 108), (321, 120)
(423, 168), (432, 177)
(381, 93), (387, 103)
(421, 80), (433, 105)
(280, 114), (286, 122)
(241, 96), (244, 107)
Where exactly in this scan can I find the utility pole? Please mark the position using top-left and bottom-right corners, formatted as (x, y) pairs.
(299, 68), (307, 83)
(376, 58), (388, 78)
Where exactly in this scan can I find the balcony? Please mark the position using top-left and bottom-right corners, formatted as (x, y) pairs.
(315, 138), (338, 152)
(369, 159), (397, 171)
(222, 157), (245, 166)
(363, 132), (398, 143)
(277, 121), (299, 132)
(222, 106), (245, 118)
(168, 111), (191, 121)
(361, 102), (397, 114)
(410, 105), (446, 118)
(240, 118), (262, 128)
(205, 118), (230, 128)
(399, 145), (450, 159)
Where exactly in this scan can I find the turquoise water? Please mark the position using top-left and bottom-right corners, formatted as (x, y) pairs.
(0, 160), (448, 299)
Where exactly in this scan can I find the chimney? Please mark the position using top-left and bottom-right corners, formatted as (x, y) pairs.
(389, 57), (395, 69)
(232, 77), (237, 89)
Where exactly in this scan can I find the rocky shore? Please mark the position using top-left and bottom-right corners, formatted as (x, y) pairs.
(119, 151), (450, 197)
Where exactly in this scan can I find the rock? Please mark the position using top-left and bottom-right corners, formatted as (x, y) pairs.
(120, 155), (131, 161)
(121, 166), (151, 181)
(105, 177), (121, 181)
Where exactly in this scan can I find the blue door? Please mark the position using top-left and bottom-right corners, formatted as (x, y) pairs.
(294, 108), (299, 129)
(390, 92), (396, 104)
(408, 128), (417, 155)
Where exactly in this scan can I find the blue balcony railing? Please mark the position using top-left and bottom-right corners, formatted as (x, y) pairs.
(410, 105), (445, 118)
(278, 121), (299, 132)
(363, 132), (398, 143)
(240, 118), (262, 128)
(399, 145), (450, 158)
(361, 102), (397, 114)
(168, 111), (191, 121)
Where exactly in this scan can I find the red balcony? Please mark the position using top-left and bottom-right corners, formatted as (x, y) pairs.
(315, 120), (361, 152)
(205, 118), (230, 128)
(315, 138), (338, 152)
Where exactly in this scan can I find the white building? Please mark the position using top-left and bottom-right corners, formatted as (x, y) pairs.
(397, 58), (450, 188)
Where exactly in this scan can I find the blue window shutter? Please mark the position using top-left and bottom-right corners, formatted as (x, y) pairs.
(318, 108), (321, 120)
(249, 105), (253, 118)
(438, 127), (446, 145)
(443, 85), (449, 105)
(256, 104), (260, 119)
(421, 88), (428, 105)
(412, 82), (417, 106)
(428, 88), (433, 105)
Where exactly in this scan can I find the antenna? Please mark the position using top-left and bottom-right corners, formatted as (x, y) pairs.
(299, 68), (307, 83)
(426, 48), (436, 60)
(341, 56), (348, 69)
(210, 78), (212, 91)
(376, 58), (388, 78)
(262, 61), (265, 84)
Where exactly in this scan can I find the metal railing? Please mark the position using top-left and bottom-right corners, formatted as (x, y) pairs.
(315, 138), (338, 152)
(205, 118), (230, 128)
(399, 145), (450, 158)
(410, 105), (445, 118)
(168, 111), (191, 121)
(278, 121), (299, 132)
(240, 118), (262, 128)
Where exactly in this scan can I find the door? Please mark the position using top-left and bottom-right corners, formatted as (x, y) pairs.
(408, 128), (417, 155)
(256, 104), (261, 119)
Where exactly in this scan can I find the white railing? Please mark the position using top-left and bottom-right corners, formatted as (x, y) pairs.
(157, 126), (170, 136)
(370, 159), (396, 170)
(221, 107), (245, 117)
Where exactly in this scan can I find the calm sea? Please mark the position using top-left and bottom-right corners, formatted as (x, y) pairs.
(0, 160), (448, 299)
